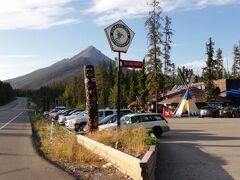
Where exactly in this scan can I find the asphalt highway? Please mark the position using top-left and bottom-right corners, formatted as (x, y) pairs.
(155, 117), (240, 180)
(0, 98), (75, 180)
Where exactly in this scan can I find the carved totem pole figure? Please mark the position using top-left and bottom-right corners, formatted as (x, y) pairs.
(84, 65), (98, 131)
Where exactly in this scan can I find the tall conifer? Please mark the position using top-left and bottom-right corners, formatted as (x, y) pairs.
(203, 38), (215, 101)
(145, 0), (163, 112)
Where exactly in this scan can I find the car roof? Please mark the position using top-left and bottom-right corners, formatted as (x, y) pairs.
(123, 113), (162, 117)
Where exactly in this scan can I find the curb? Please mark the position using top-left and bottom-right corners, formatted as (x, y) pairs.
(77, 134), (156, 180)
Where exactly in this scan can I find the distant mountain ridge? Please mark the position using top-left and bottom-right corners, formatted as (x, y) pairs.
(7, 46), (112, 90)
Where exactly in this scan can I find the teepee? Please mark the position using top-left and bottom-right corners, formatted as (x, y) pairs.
(174, 89), (199, 117)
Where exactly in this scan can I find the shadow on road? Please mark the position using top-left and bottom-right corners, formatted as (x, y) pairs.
(160, 129), (240, 142)
(155, 130), (235, 180)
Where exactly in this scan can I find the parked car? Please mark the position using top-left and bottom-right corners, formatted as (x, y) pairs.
(51, 109), (66, 121)
(65, 110), (86, 127)
(99, 114), (117, 125)
(219, 106), (240, 118)
(58, 109), (83, 125)
(199, 106), (219, 118)
(99, 113), (170, 138)
(48, 106), (66, 119)
(69, 109), (115, 131)
(72, 109), (132, 132)
(52, 109), (74, 121)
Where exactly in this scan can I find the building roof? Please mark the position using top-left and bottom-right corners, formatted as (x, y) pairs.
(160, 87), (231, 104)
(160, 87), (202, 104)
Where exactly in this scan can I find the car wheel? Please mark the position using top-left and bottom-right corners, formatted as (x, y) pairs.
(79, 123), (86, 131)
(152, 127), (163, 138)
(74, 124), (80, 132)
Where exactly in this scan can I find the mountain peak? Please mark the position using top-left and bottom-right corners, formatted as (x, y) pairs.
(7, 45), (112, 89)
(70, 45), (110, 62)
(86, 45), (97, 51)
(81, 45), (100, 57)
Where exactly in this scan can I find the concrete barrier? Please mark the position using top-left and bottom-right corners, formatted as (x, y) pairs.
(140, 146), (157, 180)
(76, 134), (156, 180)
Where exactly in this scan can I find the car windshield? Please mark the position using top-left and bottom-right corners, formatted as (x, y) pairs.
(150, 115), (165, 121)
(120, 116), (130, 124)
(99, 114), (116, 125)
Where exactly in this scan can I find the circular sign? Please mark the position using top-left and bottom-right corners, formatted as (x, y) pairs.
(110, 24), (131, 47)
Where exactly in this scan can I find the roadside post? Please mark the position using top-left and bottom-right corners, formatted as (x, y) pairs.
(105, 20), (135, 126)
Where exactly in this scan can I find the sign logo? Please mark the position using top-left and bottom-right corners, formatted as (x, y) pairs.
(105, 20), (134, 53)
(110, 24), (131, 47)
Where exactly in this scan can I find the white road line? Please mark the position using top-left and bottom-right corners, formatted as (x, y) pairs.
(0, 112), (23, 130)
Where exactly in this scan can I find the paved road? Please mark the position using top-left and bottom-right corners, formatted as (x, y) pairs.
(155, 117), (240, 180)
(0, 98), (75, 180)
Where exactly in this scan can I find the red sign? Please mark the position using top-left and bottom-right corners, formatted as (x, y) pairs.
(120, 60), (143, 68)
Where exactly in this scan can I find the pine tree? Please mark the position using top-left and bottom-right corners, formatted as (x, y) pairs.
(109, 84), (117, 108)
(0, 81), (14, 105)
(61, 76), (85, 108)
(177, 66), (193, 85)
(108, 61), (116, 88)
(145, 0), (163, 112)
(162, 16), (174, 93)
(127, 70), (138, 103)
(215, 48), (225, 79)
(163, 16), (173, 75)
(138, 59), (148, 108)
(231, 45), (240, 78)
(96, 61), (109, 108)
(203, 37), (216, 102)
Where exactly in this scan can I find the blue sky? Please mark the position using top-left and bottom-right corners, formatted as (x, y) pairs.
(0, 0), (239, 80)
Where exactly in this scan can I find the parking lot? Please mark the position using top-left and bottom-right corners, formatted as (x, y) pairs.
(155, 117), (240, 180)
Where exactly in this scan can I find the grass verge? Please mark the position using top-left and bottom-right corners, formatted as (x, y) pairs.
(87, 128), (157, 158)
(31, 115), (126, 179)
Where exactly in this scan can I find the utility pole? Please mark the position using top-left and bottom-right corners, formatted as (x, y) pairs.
(117, 52), (121, 126)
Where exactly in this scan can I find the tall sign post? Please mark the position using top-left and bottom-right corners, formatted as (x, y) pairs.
(105, 20), (135, 126)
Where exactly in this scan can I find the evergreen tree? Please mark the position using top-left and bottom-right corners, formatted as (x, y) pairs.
(177, 66), (193, 85)
(203, 37), (216, 102)
(61, 76), (85, 108)
(145, 0), (163, 111)
(127, 70), (138, 103)
(108, 61), (116, 88)
(223, 70), (230, 79)
(231, 45), (240, 78)
(96, 61), (109, 108)
(109, 84), (117, 108)
(0, 81), (14, 105)
(138, 59), (148, 107)
(163, 16), (173, 76)
(162, 16), (174, 93)
(49, 81), (64, 107)
(215, 48), (225, 79)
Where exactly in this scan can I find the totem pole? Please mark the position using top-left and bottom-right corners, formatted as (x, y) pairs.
(84, 65), (98, 131)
